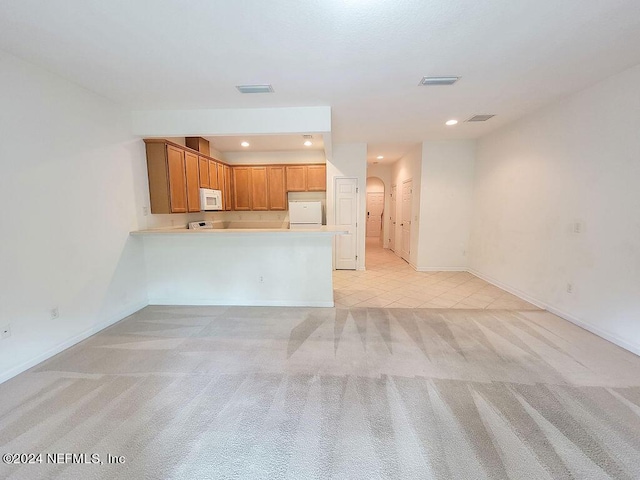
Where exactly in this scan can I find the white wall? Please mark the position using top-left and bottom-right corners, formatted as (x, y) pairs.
(0, 51), (149, 382)
(132, 106), (331, 137)
(367, 163), (392, 248)
(391, 144), (422, 266)
(326, 143), (367, 270)
(469, 64), (640, 355)
(223, 150), (325, 165)
(417, 140), (475, 270)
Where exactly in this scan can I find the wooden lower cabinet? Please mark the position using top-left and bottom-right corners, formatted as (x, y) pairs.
(184, 151), (201, 213)
(306, 164), (326, 191)
(267, 166), (287, 210)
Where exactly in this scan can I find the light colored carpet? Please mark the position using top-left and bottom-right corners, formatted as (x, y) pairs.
(1, 306), (640, 479)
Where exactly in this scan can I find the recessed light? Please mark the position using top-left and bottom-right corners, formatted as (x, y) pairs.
(241, 141), (250, 147)
(304, 140), (313, 146)
(376, 155), (384, 160)
(445, 119), (458, 126)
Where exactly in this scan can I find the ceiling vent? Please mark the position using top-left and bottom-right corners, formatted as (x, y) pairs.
(466, 114), (495, 122)
(303, 134), (313, 139)
(236, 84), (274, 94)
(419, 76), (460, 86)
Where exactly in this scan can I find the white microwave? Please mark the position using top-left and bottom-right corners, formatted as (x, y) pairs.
(200, 188), (222, 211)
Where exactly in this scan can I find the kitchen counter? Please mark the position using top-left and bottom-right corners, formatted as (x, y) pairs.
(131, 225), (349, 307)
(130, 225), (347, 236)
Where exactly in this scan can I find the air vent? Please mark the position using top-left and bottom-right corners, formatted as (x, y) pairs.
(419, 76), (460, 86)
(466, 114), (495, 122)
(236, 84), (274, 94)
(303, 134), (313, 139)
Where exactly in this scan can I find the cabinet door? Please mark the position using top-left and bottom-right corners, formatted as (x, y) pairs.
(307, 165), (326, 191)
(166, 145), (187, 213)
(232, 167), (251, 210)
(224, 165), (232, 210)
(198, 156), (209, 188)
(209, 160), (219, 189)
(267, 166), (286, 210)
(286, 165), (306, 192)
(184, 151), (201, 212)
(216, 163), (227, 210)
(251, 166), (269, 211)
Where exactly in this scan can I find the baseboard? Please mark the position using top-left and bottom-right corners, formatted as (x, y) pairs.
(0, 300), (148, 385)
(148, 298), (334, 308)
(468, 268), (640, 357)
(467, 268), (547, 309)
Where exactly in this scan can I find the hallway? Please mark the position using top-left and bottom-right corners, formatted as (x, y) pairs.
(333, 239), (540, 310)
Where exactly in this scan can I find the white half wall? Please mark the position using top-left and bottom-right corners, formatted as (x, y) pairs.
(469, 64), (640, 355)
(143, 233), (335, 307)
(326, 143), (367, 270)
(0, 51), (149, 383)
(417, 140), (475, 270)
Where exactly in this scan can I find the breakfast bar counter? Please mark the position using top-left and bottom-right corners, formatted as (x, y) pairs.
(131, 226), (347, 307)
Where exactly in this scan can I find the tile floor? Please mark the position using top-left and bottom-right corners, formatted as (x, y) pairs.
(333, 238), (540, 310)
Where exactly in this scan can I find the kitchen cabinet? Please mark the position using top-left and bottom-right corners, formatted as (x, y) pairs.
(232, 166), (251, 210)
(267, 166), (287, 210)
(223, 165), (232, 210)
(145, 141), (188, 214)
(286, 164), (326, 192)
(286, 165), (306, 192)
(306, 165), (326, 191)
(251, 166), (269, 211)
(198, 156), (209, 188)
(208, 159), (219, 189)
(184, 151), (201, 213)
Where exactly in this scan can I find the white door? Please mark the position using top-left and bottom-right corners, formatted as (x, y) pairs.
(335, 178), (358, 270)
(389, 185), (397, 251)
(366, 192), (384, 237)
(401, 179), (412, 262)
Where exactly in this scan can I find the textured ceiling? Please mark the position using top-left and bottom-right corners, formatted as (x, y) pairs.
(1, 1), (640, 163)
(206, 134), (324, 153)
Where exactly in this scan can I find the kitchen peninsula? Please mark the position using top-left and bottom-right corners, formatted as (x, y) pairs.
(131, 226), (347, 307)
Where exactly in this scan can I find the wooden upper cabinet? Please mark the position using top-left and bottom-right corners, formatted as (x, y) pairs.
(185, 137), (210, 156)
(251, 166), (269, 211)
(184, 151), (201, 212)
(198, 156), (209, 188)
(306, 164), (326, 191)
(286, 165), (307, 192)
(267, 166), (287, 210)
(209, 160), (219, 189)
(166, 145), (188, 213)
(232, 166), (251, 210)
(223, 165), (232, 210)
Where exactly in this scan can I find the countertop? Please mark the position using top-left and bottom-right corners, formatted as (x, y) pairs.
(130, 225), (349, 236)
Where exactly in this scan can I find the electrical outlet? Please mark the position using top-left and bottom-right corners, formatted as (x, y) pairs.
(1, 325), (11, 339)
(259, 276), (264, 283)
(50, 307), (59, 320)
(566, 283), (573, 294)
(142, 206), (149, 216)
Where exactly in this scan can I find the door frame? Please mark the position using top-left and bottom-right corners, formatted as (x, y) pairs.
(401, 178), (412, 262)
